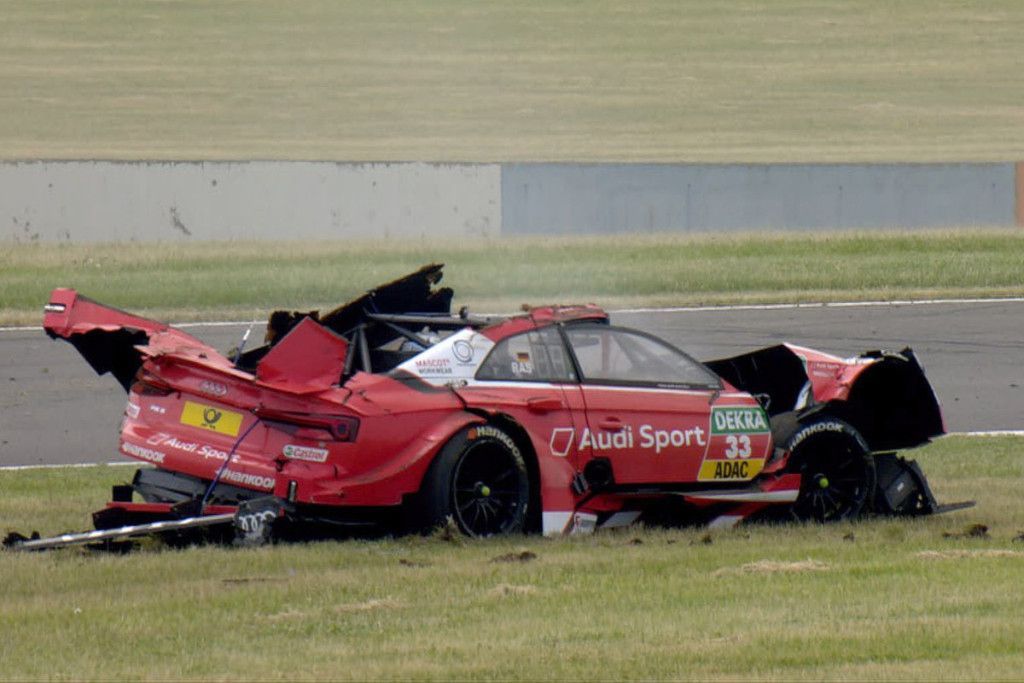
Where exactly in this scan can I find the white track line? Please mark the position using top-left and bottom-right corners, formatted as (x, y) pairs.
(3, 297), (1024, 333)
(0, 462), (138, 472)
(956, 430), (1024, 437)
(176, 321), (261, 328)
(3, 431), (1021, 472)
(0, 320), (261, 333)
(610, 297), (1024, 315)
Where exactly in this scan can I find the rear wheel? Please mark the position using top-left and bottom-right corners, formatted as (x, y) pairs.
(415, 424), (530, 537)
(784, 417), (875, 522)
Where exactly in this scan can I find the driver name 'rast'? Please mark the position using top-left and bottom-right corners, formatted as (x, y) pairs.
(579, 424), (706, 455)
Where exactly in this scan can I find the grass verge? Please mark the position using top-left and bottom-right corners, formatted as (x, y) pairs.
(2, 229), (1023, 326)
(1, 436), (1023, 680)
(3, 1), (1024, 162)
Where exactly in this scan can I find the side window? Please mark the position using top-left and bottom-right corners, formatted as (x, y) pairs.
(565, 325), (720, 388)
(476, 327), (577, 382)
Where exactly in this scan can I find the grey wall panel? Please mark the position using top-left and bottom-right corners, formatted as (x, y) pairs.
(2, 161), (1016, 242)
(501, 163), (1016, 234)
(1, 161), (501, 242)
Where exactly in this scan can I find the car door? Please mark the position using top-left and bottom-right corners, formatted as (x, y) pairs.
(562, 324), (771, 485)
(464, 325), (589, 468)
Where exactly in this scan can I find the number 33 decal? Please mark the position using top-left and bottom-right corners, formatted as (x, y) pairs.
(724, 435), (751, 459)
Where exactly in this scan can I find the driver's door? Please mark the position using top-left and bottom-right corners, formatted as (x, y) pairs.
(563, 325), (770, 485)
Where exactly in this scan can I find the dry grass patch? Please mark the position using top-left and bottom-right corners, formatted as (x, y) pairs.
(332, 597), (403, 613)
(264, 608), (312, 622)
(487, 584), (539, 598)
(915, 549), (1024, 560)
(714, 558), (831, 576)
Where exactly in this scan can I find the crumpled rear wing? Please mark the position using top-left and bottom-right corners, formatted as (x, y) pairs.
(43, 265), (471, 394)
(43, 288), (224, 391)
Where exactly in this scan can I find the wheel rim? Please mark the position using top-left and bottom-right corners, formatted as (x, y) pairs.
(451, 440), (527, 536)
(792, 435), (872, 522)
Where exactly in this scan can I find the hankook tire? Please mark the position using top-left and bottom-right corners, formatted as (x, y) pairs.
(416, 424), (530, 537)
(784, 416), (876, 523)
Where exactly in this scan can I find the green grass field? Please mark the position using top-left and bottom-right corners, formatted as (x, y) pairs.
(2, 436), (1023, 681)
(4, 3), (1024, 680)
(3, 229), (1023, 326)
(2, 1), (1023, 162)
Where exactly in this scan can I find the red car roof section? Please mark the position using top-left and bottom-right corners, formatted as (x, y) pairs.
(480, 304), (608, 340)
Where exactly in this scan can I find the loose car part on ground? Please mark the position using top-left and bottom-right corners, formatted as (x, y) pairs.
(3, 265), (971, 551)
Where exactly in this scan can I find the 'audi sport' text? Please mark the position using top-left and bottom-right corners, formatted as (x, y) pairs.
(579, 424), (707, 455)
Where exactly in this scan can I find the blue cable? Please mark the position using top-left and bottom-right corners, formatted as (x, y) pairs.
(199, 417), (262, 512)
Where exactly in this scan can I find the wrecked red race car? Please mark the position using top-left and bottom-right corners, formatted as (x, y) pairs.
(5, 264), (968, 551)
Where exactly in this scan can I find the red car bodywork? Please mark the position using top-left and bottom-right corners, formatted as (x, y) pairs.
(41, 266), (947, 538)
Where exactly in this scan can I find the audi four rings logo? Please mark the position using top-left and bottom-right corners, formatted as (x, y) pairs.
(199, 380), (228, 397)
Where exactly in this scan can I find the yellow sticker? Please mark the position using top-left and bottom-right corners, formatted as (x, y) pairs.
(698, 458), (765, 481)
(180, 400), (243, 437)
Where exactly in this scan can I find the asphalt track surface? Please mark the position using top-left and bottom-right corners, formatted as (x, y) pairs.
(1, 300), (1021, 467)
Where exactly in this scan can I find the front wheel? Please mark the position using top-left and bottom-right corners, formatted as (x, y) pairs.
(414, 424), (530, 537)
(784, 417), (875, 523)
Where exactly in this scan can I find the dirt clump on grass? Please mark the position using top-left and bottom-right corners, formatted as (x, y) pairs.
(399, 558), (430, 568)
(490, 550), (537, 563)
(431, 517), (463, 544)
(942, 523), (990, 539)
(221, 576), (288, 585)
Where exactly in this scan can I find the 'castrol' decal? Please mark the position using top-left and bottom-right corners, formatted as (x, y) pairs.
(697, 406), (771, 481)
(283, 444), (329, 463)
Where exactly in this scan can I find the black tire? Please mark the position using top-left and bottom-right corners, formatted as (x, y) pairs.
(783, 416), (876, 523)
(415, 424), (530, 537)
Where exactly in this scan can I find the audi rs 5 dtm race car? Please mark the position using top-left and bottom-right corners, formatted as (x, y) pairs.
(4, 265), (967, 550)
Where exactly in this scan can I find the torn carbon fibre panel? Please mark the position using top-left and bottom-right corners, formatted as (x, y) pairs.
(838, 349), (945, 451)
(705, 345), (808, 416)
(262, 263), (454, 347)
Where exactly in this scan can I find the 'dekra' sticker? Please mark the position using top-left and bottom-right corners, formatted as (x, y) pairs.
(697, 406), (771, 481)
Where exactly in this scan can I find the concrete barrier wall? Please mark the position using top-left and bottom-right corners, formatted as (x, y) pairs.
(1, 161), (1018, 242)
(501, 163), (1016, 234)
(1, 161), (501, 242)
